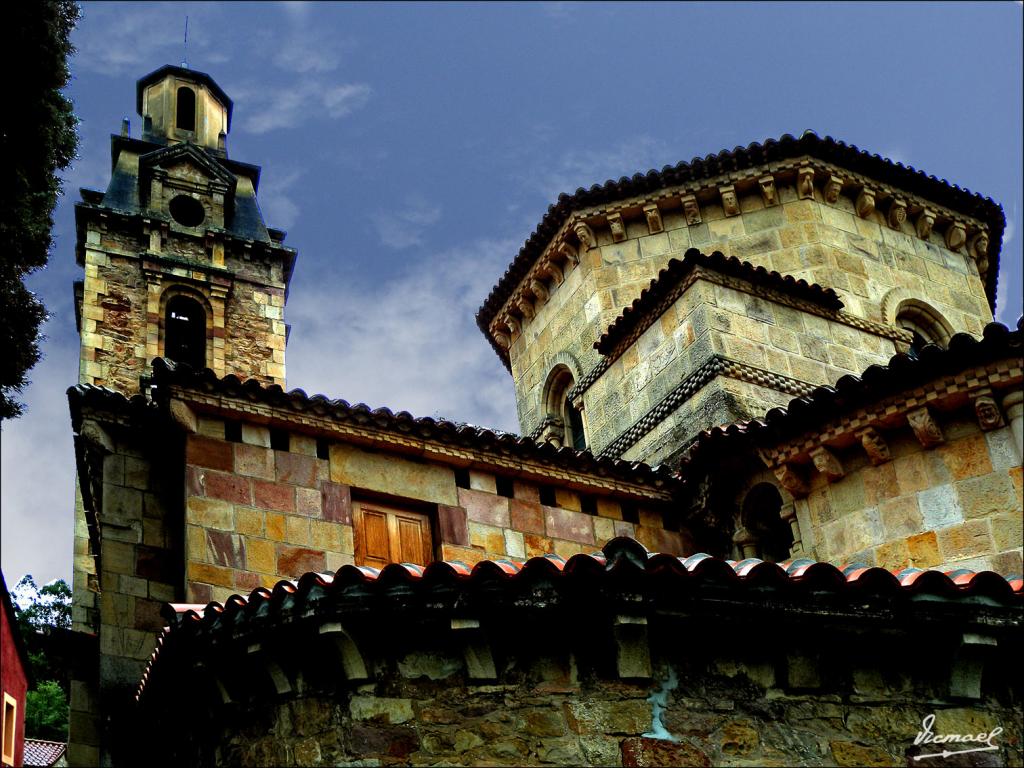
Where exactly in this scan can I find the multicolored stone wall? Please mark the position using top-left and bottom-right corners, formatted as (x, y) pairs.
(799, 409), (1023, 576)
(184, 418), (686, 603)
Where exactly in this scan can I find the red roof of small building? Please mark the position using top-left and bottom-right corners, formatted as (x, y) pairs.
(23, 738), (66, 767)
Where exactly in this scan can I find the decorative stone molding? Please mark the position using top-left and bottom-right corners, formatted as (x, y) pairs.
(643, 204), (663, 234)
(681, 194), (702, 225)
(719, 185), (740, 217)
(810, 446), (844, 482)
(733, 526), (758, 559)
(515, 296), (535, 320)
(855, 188), (875, 219)
(823, 175), (843, 204)
(596, 354), (815, 460)
(906, 407), (944, 448)
(973, 393), (1004, 431)
(607, 212), (627, 243)
(758, 175), (777, 207)
(1001, 390), (1024, 463)
(915, 209), (936, 239)
(797, 166), (815, 200)
(529, 279), (549, 303)
(573, 221), (597, 250)
(858, 427), (891, 465)
(887, 198), (907, 230)
(774, 464), (809, 498)
(945, 221), (966, 251)
(558, 241), (580, 267)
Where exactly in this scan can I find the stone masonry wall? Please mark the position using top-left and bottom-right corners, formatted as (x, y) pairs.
(184, 417), (687, 605)
(585, 275), (898, 462)
(797, 411), (1023, 577)
(506, 176), (993, 450)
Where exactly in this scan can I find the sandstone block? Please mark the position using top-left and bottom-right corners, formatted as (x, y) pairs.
(955, 474), (1017, 520)
(295, 487), (321, 518)
(990, 514), (1023, 551)
(469, 521), (505, 555)
(566, 700), (649, 735)
(330, 443), (457, 505)
(187, 436), (233, 472)
(438, 505), (469, 545)
(544, 506), (595, 545)
(938, 520), (994, 562)
(187, 561), (233, 589)
(285, 515), (309, 546)
(524, 534), (554, 558)
(203, 471), (251, 505)
(246, 538), (275, 574)
(276, 452), (318, 486)
(510, 499), (545, 533)
(187, 497), (234, 530)
(350, 696), (414, 724)
(440, 544), (486, 564)
(276, 545), (325, 577)
(321, 482), (352, 524)
(830, 741), (892, 767)
(468, 470), (497, 493)
(919, 484), (963, 529)
(235, 443), (275, 479)
(621, 737), (710, 767)
(906, 531), (941, 568)
(719, 721), (759, 756)
(941, 433), (994, 480)
(458, 487), (511, 527)
(253, 480), (296, 513)
(265, 513), (287, 541)
(311, 520), (342, 551)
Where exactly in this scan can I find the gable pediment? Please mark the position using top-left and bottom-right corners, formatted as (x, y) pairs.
(140, 142), (236, 188)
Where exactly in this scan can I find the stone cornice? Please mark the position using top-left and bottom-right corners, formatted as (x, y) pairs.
(596, 354), (816, 461)
(478, 134), (1005, 368)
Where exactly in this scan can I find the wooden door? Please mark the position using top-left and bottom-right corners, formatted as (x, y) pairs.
(353, 502), (432, 568)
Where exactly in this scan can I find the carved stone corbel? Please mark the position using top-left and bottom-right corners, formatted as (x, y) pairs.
(643, 204), (663, 234)
(538, 259), (564, 287)
(169, 399), (197, 434)
(774, 463), (809, 497)
(907, 407), (944, 448)
(719, 185), (739, 217)
(823, 175), (843, 204)
(758, 175), (777, 207)
(970, 231), (990, 276)
(573, 221), (597, 251)
(810, 446), (844, 482)
(887, 198), (907, 230)
(558, 241), (580, 268)
(857, 427), (891, 465)
(855, 189), (875, 219)
(945, 222), (966, 251)
(529, 279), (549, 304)
(613, 615), (651, 679)
(915, 209), (936, 239)
(493, 330), (510, 350)
(797, 166), (815, 200)
(452, 617), (497, 680)
(681, 194), (702, 225)
(501, 313), (521, 337)
(515, 296), (535, 320)
(319, 623), (369, 680)
(607, 212), (627, 243)
(973, 394), (1004, 431)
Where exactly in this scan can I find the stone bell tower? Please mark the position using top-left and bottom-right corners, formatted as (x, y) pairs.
(74, 64), (296, 395)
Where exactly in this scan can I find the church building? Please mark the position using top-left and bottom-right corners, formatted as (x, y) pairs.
(66, 65), (1021, 766)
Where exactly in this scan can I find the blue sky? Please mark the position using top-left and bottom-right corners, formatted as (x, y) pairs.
(2, 1), (1021, 585)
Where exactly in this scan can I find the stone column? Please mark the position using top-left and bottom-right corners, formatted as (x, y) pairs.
(781, 503), (802, 555)
(1002, 390), (1024, 463)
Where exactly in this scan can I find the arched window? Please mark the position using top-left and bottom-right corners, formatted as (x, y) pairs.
(542, 364), (587, 450)
(895, 300), (952, 354)
(740, 483), (793, 563)
(164, 295), (206, 368)
(176, 86), (196, 132)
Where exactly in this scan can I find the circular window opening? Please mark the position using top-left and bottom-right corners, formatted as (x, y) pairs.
(169, 195), (205, 227)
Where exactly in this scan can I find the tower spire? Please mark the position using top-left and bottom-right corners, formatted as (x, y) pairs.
(181, 16), (189, 69)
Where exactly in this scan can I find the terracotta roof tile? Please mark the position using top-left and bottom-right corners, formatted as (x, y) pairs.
(23, 739), (66, 767)
(135, 536), (1022, 702)
(595, 249), (843, 356)
(476, 131), (1006, 366)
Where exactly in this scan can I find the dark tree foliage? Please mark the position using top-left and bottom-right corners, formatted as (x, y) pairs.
(12, 575), (73, 740)
(0, 1), (79, 420)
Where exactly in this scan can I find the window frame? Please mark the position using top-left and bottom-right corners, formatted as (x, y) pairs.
(352, 500), (434, 569)
(2, 692), (16, 767)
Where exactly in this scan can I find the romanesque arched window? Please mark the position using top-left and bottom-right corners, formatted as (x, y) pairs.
(176, 86), (196, 132)
(895, 299), (953, 354)
(164, 295), (206, 369)
(542, 365), (587, 450)
(739, 483), (793, 563)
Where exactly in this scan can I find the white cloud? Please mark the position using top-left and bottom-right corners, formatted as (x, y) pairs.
(0, 330), (79, 585)
(371, 197), (443, 250)
(238, 80), (371, 134)
(258, 169), (303, 230)
(530, 135), (674, 201)
(285, 238), (519, 431)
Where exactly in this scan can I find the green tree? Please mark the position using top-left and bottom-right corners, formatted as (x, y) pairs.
(1, 0), (79, 420)
(25, 682), (69, 741)
(12, 575), (73, 740)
